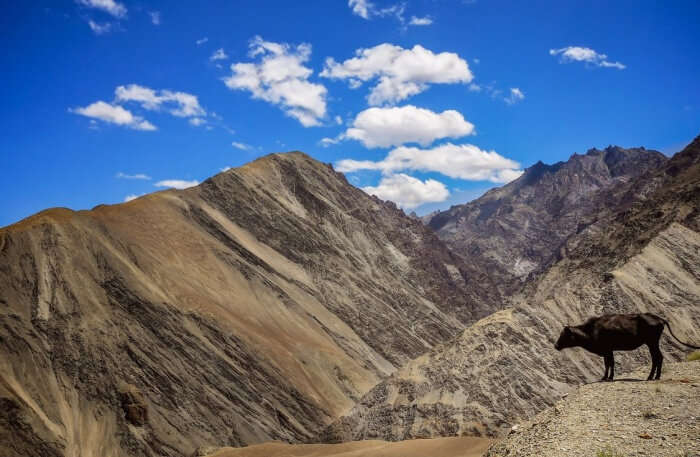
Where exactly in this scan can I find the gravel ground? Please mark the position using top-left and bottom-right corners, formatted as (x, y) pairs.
(486, 360), (700, 457)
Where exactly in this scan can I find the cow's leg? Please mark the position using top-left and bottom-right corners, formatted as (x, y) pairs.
(606, 353), (615, 381)
(601, 353), (613, 381)
(600, 355), (609, 381)
(649, 342), (663, 380)
(646, 343), (660, 381)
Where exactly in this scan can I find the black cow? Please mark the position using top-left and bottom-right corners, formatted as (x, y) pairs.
(555, 313), (699, 381)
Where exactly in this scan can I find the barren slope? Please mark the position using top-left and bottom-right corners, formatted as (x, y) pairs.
(0, 152), (498, 457)
(322, 137), (700, 442)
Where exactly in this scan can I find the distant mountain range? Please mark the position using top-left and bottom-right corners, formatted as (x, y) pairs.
(1, 138), (698, 457)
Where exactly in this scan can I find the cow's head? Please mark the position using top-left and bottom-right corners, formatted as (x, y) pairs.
(554, 326), (579, 351)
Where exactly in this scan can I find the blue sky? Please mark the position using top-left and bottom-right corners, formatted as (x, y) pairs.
(2, 0), (699, 227)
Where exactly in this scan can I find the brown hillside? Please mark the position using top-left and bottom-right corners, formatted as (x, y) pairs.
(0, 152), (499, 457)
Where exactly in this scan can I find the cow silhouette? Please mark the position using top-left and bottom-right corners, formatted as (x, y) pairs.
(555, 313), (699, 381)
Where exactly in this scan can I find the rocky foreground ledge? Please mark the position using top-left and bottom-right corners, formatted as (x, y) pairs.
(486, 361), (700, 457)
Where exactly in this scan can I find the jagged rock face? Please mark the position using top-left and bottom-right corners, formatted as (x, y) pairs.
(428, 146), (667, 295)
(0, 152), (498, 457)
(321, 138), (700, 442)
(119, 384), (148, 427)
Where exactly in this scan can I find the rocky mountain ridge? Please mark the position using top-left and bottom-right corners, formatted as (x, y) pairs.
(427, 145), (667, 296)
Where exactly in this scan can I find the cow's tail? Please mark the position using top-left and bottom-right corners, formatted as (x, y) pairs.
(661, 318), (700, 349)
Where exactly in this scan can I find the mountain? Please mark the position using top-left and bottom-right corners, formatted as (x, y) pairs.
(427, 146), (667, 296)
(320, 137), (700, 442)
(485, 360), (700, 457)
(0, 152), (500, 457)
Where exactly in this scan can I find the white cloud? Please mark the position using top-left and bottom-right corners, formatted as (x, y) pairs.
(491, 168), (525, 183)
(549, 46), (626, 70)
(320, 137), (341, 147)
(348, 0), (406, 23)
(88, 20), (112, 35)
(189, 117), (206, 126)
(210, 48), (228, 61)
(332, 105), (474, 149)
(321, 43), (473, 105)
(504, 87), (525, 105)
(362, 174), (449, 209)
(376, 3), (406, 22)
(223, 36), (327, 127)
(116, 172), (151, 180)
(349, 0), (372, 19)
(149, 11), (160, 25)
(73, 85), (206, 131)
(598, 60), (626, 70)
(220, 166), (232, 172)
(167, 93), (205, 117)
(337, 142), (522, 183)
(77, 0), (126, 18)
(196, 37), (209, 46)
(124, 194), (143, 202)
(154, 179), (199, 189)
(232, 141), (252, 150)
(115, 84), (206, 117)
(409, 16), (433, 26)
(114, 84), (160, 108)
(71, 101), (156, 131)
(469, 81), (522, 103)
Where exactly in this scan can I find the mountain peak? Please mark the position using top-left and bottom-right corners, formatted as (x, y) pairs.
(585, 147), (604, 156)
(238, 150), (312, 168)
(428, 143), (667, 291)
(236, 150), (331, 175)
(516, 159), (564, 187)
